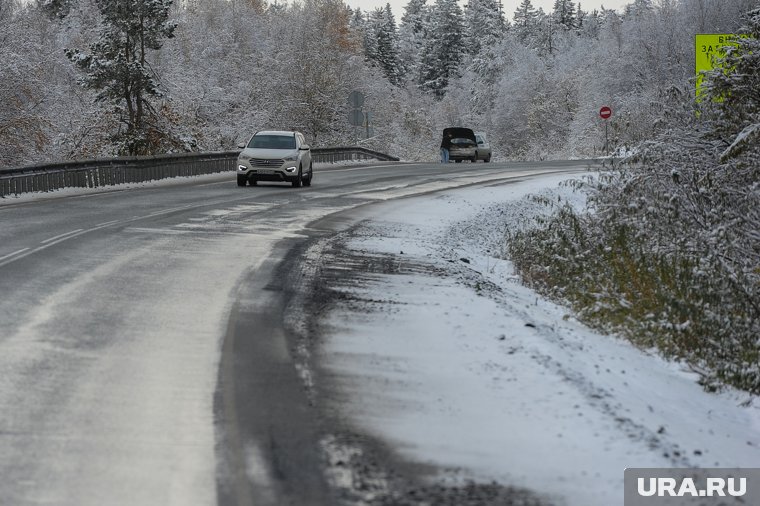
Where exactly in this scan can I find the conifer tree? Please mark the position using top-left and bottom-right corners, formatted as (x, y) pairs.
(65, 0), (176, 155)
(399, 0), (429, 84)
(575, 3), (586, 30)
(513, 0), (538, 41)
(359, 9), (379, 64)
(368, 4), (403, 85)
(625, 0), (652, 19)
(418, 0), (464, 97)
(579, 8), (601, 38)
(552, 0), (576, 29)
(464, 0), (504, 56)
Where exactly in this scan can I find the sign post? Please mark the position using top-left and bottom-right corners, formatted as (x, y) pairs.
(348, 91), (365, 144)
(599, 106), (612, 159)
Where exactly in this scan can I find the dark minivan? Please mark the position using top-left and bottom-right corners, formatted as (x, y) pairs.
(444, 127), (477, 163)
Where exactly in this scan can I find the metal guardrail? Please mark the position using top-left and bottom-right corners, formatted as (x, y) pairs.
(0, 147), (399, 198)
(309, 146), (399, 164)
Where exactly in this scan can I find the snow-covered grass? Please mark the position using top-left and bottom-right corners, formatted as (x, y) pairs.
(508, 149), (760, 395)
(315, 174), (760, 506)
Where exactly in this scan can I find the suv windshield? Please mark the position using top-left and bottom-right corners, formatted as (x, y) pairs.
(248, 135), (296, 150)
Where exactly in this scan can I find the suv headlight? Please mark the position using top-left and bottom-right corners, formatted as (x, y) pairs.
(282, 155), (298, 161)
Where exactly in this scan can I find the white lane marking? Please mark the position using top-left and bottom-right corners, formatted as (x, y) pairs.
(40, 229), (84, 244)
(124, 227), (192, 235)
(318, 162), (423, 173)
(0, 248), (30, 263)
(0, 201), (218, 268)
(1, 226), (111, 268)
(35, 229), (90, 248)
(146, 205), (197, 217)
(197, 181), (230, 187)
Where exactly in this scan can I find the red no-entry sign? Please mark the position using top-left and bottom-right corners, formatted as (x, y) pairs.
(599, 106), (612, 119)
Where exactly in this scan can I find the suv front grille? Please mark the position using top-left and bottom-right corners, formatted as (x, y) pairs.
(249, 158), (284, 168)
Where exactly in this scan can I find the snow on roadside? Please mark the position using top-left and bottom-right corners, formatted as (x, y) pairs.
(317, 173), (760, 506)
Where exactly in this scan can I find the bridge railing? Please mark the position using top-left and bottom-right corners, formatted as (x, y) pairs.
(0, 147), (399, 198)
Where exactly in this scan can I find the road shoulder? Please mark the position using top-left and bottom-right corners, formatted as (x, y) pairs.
(290, 175), (760, 506)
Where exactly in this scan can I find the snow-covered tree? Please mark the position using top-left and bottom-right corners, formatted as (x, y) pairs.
(398, 0), (428, 84)
(65, 0), (177, 155)
(418, 0), (464, 97)
(37, 0), (73, 19)
(575, 3), (586, 30)
(579, 8), (602, 38)
(553, 0), (576, 29)
(513, 0), (538, 42)
(535, 8), (557, 54)
(349, 6), (365, 32)
(0, 6), (49, 166)
(366, 4), (403, 85)
(624, 0), (652, 20)
(270, 0), (361, 142)
(464, 0), (504, 56)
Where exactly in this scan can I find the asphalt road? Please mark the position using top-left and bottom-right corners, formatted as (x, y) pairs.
(0, 159), (592, 506)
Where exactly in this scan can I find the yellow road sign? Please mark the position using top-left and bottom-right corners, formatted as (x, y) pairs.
(695, 33), (742, 97)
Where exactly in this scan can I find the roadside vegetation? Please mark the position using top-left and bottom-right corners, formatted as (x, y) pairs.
(508, 9), (760, 395)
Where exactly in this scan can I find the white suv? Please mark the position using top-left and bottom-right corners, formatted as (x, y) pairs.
(237, 130), (313, 187)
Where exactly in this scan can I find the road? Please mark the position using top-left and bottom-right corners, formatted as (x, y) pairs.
(0, 160), (590, 506)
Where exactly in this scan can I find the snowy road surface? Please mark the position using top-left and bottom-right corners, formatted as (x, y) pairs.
(0, 161), (756, 506)
(0, 161), (581, 505)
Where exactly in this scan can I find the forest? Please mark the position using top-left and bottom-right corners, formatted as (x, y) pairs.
(0, 0), (754, 165)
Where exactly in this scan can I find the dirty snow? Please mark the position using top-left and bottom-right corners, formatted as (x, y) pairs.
(319, 173), (760, 506)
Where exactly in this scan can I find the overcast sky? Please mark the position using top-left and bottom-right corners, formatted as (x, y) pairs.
(345, 0), (631, 20)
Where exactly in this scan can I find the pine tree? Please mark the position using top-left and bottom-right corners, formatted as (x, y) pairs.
(369, 4), (403, 85)
(464, 0), (504, 56)
(535, 8), (557, 54)
(399, 0), (429, 84)
(359, 9), (379, 64)
(624, 0), (652, 19)
(579, 8), (601, 38)
(349, 6), (362, 26)
(65, 0), (176, 155)
(513, 0), (538, 42)
(418, 0), (464, 97)
(575, 2), (586, 30)
(552, 0), (576, 30)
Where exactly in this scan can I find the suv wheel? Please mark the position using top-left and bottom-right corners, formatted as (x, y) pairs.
(237, 175), (247, 187)
(303, 163), (313, 187)
(292, 166), (303, 188)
